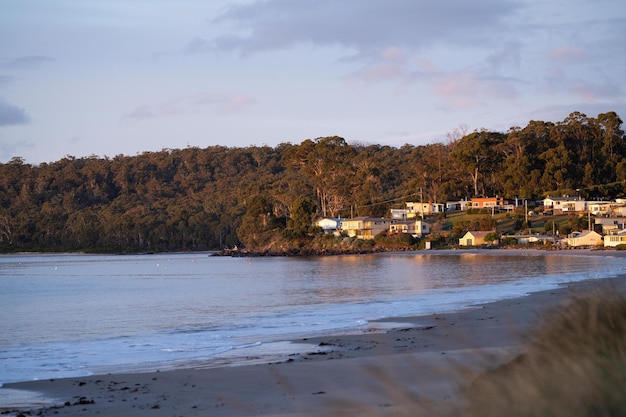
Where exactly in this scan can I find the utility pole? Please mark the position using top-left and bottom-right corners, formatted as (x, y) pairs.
(524, 199), (528, 225)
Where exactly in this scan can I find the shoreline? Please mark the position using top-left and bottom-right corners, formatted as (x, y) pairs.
(3, 274), (625, 416)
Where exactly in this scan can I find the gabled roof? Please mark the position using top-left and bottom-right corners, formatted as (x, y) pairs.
(464, 231), (494, 238)
(571, 230), (601, 239)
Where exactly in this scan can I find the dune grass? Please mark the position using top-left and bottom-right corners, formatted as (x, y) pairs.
(459, 286), (626, 417)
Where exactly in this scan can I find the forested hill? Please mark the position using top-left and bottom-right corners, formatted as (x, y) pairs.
(1, 111), (625, 253)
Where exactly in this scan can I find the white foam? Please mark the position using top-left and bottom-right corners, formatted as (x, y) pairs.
(0, 388), (60, 411)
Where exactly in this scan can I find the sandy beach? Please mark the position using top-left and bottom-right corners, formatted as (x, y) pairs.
(2, 262), (625, 416)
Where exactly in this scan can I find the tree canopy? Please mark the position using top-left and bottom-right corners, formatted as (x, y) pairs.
(0, 111), (624, 253)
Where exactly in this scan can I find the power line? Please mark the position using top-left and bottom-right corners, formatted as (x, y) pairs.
(355, 192), (422, 208)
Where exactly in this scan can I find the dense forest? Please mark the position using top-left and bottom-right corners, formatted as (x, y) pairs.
(0, 111), (624, 253)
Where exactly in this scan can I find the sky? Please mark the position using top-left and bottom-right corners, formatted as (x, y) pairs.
(1, 0), (625, 164)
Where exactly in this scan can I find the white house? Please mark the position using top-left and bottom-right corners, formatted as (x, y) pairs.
(446, 200), (470, 212)
(390, 209), (410, 220)
(595, 217), (626, 233)
(513, 234), (557, 245)
(316, 217), (344, 233)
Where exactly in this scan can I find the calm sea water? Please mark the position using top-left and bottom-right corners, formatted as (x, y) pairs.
(1, 250), (624, 385)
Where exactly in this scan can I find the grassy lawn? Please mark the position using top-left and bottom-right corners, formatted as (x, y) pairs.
(442, 211), (576, 235)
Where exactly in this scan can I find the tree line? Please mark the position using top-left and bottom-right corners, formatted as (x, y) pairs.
(0, 111), (624, 253)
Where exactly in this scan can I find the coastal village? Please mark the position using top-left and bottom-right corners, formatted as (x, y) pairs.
(315, 196), (626, 249)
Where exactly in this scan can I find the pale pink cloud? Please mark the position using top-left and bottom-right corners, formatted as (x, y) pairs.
(433, 71), (518, 109)
(568, 79), (621, 102)
(348, 46), (409, 82)
(347, 47), (440, 84)
(548, 46), (587, 63)
(412, 58), (440, 74)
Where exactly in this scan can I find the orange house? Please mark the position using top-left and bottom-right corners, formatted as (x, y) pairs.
(470, 197), (505, 209)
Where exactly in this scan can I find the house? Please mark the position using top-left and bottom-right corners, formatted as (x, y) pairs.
(389, 219), (431, 237)
(512, 234), (557, 245)
(390, 202), (445, 219)
(446, 199), (470, 212)
(341, 217), (393, 240)
(390, 208), (409, 219)
(543, 196), (586, 214)
(604, 229), (626, 248)
(391, 202), (445, 219)
(564, 230), (603, 247)
(316, 217), (344, 233)
(608, 204), (626, 217)
(470, 197), (506, 209)
(588, 202), (612, 216)
(595, 217), (626, 233)
(459, 231), (496, 246)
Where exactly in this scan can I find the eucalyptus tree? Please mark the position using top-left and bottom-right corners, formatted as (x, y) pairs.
(449, 130), (506, 197)
(281, 136), (356, 217)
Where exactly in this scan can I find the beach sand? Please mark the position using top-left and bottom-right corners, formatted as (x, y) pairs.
(2, 268), (625, 416)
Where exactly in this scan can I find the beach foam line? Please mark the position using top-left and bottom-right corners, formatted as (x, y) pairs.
(0, 387), (60, 412)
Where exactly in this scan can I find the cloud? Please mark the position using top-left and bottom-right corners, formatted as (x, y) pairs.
(544, 67), (622, 102)
(125, 105), (156, 120)
(433, 71), (519, 109)
(184, 37), (210, 55)
(2, 56), (54, 70)
(123, 92), (255, 121)
(0, 98), (29, 126)
(487, 42), (523, 72)
(567, 79), (623, 102)
(209, 0), (522, 56)
(548, 46), (587, 63)
(202, 0), (527, 95)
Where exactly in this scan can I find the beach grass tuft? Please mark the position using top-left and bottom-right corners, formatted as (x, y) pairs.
(459, 286), (626, 417)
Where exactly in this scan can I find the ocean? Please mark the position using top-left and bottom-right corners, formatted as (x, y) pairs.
(1, 250), (624, 386)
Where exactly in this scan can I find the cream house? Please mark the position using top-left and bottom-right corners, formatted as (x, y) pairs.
(564, 230), (603, 247)
(459, 231), (495, 246)
(588, 202), (612, 216)
(604, 229), (626, 247)
(391, 202), (444, 219)
(543, 196), (586, 214)
(389, 219), (431, 237)
(341, 217), (393, 240)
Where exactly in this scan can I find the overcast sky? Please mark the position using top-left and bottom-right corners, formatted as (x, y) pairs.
(1, 0), (625, 164)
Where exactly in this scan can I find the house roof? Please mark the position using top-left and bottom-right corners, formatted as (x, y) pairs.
(392, 220), (421, 225)
(544, 196), (582, 202)
(464, 231), (494, 238)
(571, 230), (601, 239)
